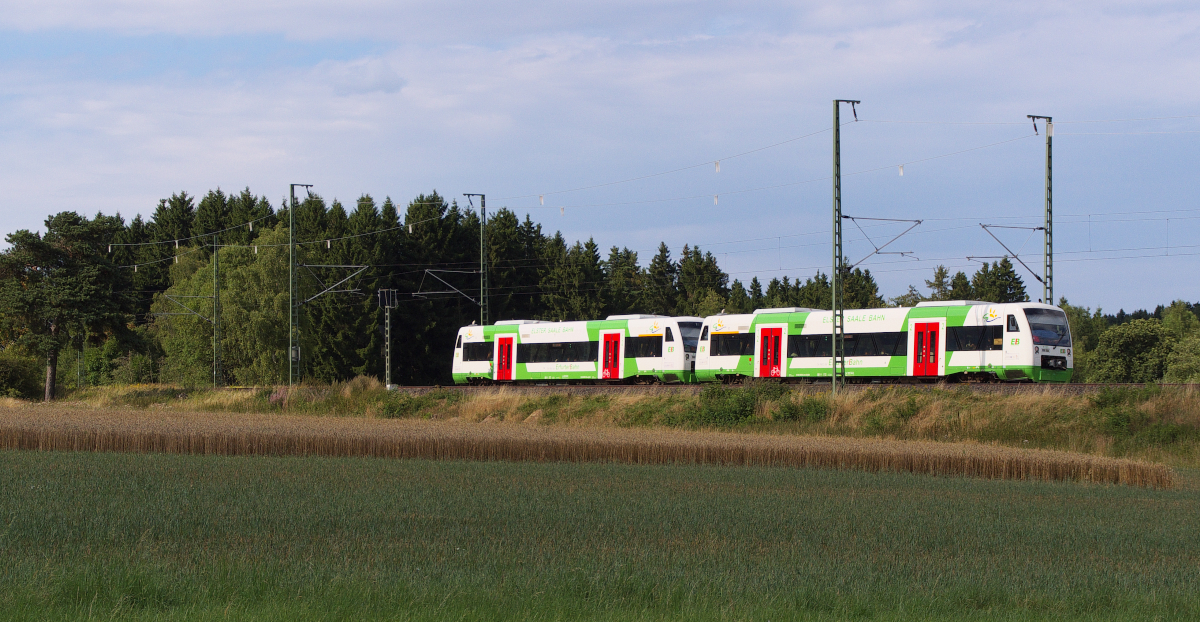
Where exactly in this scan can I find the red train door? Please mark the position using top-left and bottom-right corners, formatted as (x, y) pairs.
(912, 322), (939, 377)
(759, 328), (783, 377)
(495, 337), (514, 381)
(602, 333), (621, 380)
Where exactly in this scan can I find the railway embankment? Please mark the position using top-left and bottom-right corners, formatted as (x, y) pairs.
(9, 379), (1200, 469)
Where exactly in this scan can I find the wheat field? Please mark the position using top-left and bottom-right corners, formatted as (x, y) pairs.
(0, 405), (1173, 488)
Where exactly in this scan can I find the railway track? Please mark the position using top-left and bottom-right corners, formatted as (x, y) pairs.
(394, 383), (1193, 396)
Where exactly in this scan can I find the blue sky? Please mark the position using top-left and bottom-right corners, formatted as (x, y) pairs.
(2, 1), (1198, 312)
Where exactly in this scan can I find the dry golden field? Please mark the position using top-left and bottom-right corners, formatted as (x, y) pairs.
(0, 401), (1173, 488)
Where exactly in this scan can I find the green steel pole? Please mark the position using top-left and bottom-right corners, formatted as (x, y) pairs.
(385, 305), (392, 388)
(481, 195), (489, 326)
(832, 100), (841, 395)
(831, 100), (857, 394)
(1027, 115), (1053, 304)
(213, 231), (221, 387)
(289, 185), (296, 386)
(1044, 120), (1053, 304)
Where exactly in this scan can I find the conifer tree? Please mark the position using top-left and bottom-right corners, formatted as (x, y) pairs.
(641, 243), (678, 315)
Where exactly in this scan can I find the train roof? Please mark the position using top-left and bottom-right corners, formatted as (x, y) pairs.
(914, 300), (991, 307)
(753, 307), (819, 314)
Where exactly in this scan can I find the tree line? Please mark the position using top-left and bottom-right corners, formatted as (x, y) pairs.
(11, 186), (1188, 399)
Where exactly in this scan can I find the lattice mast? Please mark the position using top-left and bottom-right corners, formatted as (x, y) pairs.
(831, 99), (859, 394)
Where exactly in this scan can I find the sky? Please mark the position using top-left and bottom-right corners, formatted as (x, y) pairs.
(1, 0), (1198, 313)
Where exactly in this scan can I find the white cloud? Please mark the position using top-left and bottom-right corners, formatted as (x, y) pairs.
(2, 1), (1200, 308)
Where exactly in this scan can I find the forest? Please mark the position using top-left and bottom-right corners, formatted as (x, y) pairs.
(0, 188), (1197, 399)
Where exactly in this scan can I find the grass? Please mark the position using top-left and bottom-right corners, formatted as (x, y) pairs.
(0, 450), (1198, 621)
(0, 405), (1172, 487)
(47, 380), (1200, 467)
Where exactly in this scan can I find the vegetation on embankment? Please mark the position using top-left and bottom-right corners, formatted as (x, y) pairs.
(40, 379), (1200, 467)
(2, 451), (1198, 621)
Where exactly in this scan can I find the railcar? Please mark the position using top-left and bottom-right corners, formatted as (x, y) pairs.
(693, 301), (1073, 383)
(452, 315), (703, 384)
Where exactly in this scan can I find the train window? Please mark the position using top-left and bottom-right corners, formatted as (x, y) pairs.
(710, 333), (754, 357)
(873, 332), (907, 356)
(948, 327), (981, 351)
(700, 326), (709, 341)
(625, 336), (664, 358)
(665, 327), (674, 342)
(517, 341), (599, 363)
(1007, 314), (1020, 332)
(677, 322), (702, 353)
(786, 334), (831, 358)
(948, 326), (1006, 351)
(1024, 309), (1072, 346)
(857, 334), (880, 356)
(455, 335), (462, 348)
(462, 342), (493, 361)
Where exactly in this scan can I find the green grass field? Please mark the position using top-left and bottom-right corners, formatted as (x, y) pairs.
(2, 451), (1198, 621)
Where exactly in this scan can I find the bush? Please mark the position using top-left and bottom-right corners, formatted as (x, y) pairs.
(0, 352), (43, 399)
(1089, 319), (1172, 383)
(697, 385), (759, 426)
(380, 389), (463, 418)
(112, 353), (157, 384)
(776, 394), (831, 423)
(1165, 335), (1200, 383)
(1087, 386), (1197, 451)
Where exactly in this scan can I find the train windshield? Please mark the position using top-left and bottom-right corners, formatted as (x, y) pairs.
(1024, 308), (1072, 346)
(678, 322), (703, 353)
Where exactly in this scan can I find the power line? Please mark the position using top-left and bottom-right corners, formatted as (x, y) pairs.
(1056, 130), (1200, 136)
(107, 213), (276, 248)
(862, 114), (1200, 125)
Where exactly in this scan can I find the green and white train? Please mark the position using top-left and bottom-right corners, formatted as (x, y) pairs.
(452, 301), (1073, 384)
(453, 315), (703, 385)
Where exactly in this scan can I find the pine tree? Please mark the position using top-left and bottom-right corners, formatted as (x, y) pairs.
(971, 258), (1027, 303)
(194, 189), (230, 258)
(226, 188), (274, 246)
(0, 212), (131, 400)
(925, 265), (951, 301)
(749, 277), (764, 310)
(676, 245), (728, 315)
(795, 272), (830, 309)
(764, 277), (786, 308)
(151, 192), (196, 244)
(727, 279), (749, 313)
(641, 243), (678, 315)
(949, 271), (974, 300)
(540, 237), (604, 321)
(603, 246), (641, 316)
(843, 267), (885, 309)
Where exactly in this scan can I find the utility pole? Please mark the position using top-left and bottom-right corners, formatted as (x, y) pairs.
(464, 193), (488, 326)
(831, 99), (859, 395)
(288, 183), (312, 386)
(378, 289), (398, 389)
(213, 231), (222, 387)
(1028, 115), (1053, 304)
